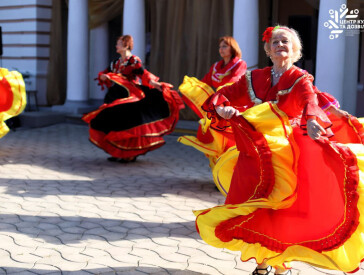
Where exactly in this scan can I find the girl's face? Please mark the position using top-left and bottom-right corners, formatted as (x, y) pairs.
(269, 32), (293, 61)
(116, 39), (128, 54)
(219, 41), (232, 60)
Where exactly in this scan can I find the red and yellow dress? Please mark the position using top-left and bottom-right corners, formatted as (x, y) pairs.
(0, 68), (26, 138)
(178, 57), (246, 191)
(195, 65), (364, 272)
(82, 55), (184, 159)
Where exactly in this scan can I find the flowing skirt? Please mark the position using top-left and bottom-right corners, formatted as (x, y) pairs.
(194, 102), (364, 272)
(83, 75), (184, 159)
(0, 68), (27, 138)
(177, 76), (235, 194)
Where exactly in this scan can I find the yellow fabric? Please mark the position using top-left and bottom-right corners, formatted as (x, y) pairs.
(359, 117), (364, 127)
(178, 76), (237, 194)
(0, 68), (27, 138)
(212, 146), (238, 196)
(178, 76), (214, 117)
(194, 102), (364, 272)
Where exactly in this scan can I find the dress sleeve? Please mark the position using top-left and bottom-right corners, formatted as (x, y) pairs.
(314, 87), (340, 111)
(227, 60), (247, 84)
(96, 63), (113, 90)
(202, 75), (249, 130)
(141, 69), (160, 87)
(297, 76), (334, 136)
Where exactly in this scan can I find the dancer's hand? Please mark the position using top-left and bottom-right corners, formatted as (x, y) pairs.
(307, 119), (326, 140)
(99, 74), (108, 81)
(328, 106), (349, 118)
(149, 80), (163, 91)
(215, 106), (239, 119)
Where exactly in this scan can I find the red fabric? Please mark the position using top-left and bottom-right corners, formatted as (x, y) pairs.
(201, 57), (247, 89)
(203, 66), (335, 136)
(207, 66), (363, 254)
(224, 115), (275, 205)
(85, 54), (184, 159)
(328, 115), (364, 144)
(190, 57), (246, 149)
(96, 55), (154, 90)
(218, 123), (360, 253)
(88, 127), (165, 159)
(315, 88), (340, 111)
(83, 85), (182, 159)
(0, 77), (14, 112)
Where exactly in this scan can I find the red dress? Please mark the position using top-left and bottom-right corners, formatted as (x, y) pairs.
(195, 66), (364, 272)
(82, 55), (184, 159)
(177, 57), (246, 193)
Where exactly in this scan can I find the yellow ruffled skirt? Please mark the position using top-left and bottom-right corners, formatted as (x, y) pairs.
(178, 76), (235, 195)
(0, 68), (27, 138)
(194, 102), (364, 272)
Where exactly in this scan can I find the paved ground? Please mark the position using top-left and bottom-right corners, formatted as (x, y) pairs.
(0, 123), (363, 275)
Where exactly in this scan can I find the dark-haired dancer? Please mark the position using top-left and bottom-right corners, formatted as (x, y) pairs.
(83, 35), (184, 162)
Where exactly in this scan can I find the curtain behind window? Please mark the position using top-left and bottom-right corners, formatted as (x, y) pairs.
(89, 0), (124, 29)
(148, 0), (233, 87)
(46, 0), (68, 105)
(148, 0), (233, 120)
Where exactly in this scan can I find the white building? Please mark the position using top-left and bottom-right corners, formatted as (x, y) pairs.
(0, 0), (363, 118)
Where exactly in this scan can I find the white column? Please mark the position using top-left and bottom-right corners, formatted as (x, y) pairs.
(123, 0), (145, 61)
(342, 34), (359, 114)
(66, 0), (89, 102)
(89, 23), (109, 101)
(315, 0), (346, 104)
(233, 0), (259, 70)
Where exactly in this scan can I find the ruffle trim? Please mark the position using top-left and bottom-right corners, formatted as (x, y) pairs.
(201, 93), (232, 131)
(300, 102), (334, 137)
(348, 115), (364, 144)
(194, 103), (364, 272)
(178, 76), (215, 119)
(89, 128), (165, 158)
(84, 87), (181, 158)
(0, 68), (27, 138)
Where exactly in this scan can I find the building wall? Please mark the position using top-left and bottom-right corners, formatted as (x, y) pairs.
(0, 0), (52, 105)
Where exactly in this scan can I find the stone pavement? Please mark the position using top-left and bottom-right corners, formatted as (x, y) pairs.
(0, 123), (362, 275)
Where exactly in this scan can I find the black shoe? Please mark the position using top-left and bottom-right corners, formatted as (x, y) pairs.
(118, 157), (137, 163)
(252, 265), (272, 275)
(107, 157), (119, 162)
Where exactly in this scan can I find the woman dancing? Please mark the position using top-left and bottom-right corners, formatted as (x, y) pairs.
(194, 26), (364, 274)
(83, 35), (184, 163)
(178, 36), (246, 193)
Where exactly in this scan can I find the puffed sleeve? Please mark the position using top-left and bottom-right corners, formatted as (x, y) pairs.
(314, 87), (340, 111)
(125, 56), (160, 86)
(141, 69), (160, 87)
(297, 76), (334, 136)
(201, 74), (249, 131)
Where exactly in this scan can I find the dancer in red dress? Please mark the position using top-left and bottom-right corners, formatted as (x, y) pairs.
(83, 35), (184, 162)
(178, 37), (246, 193)
(194, 26), (364, 274)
